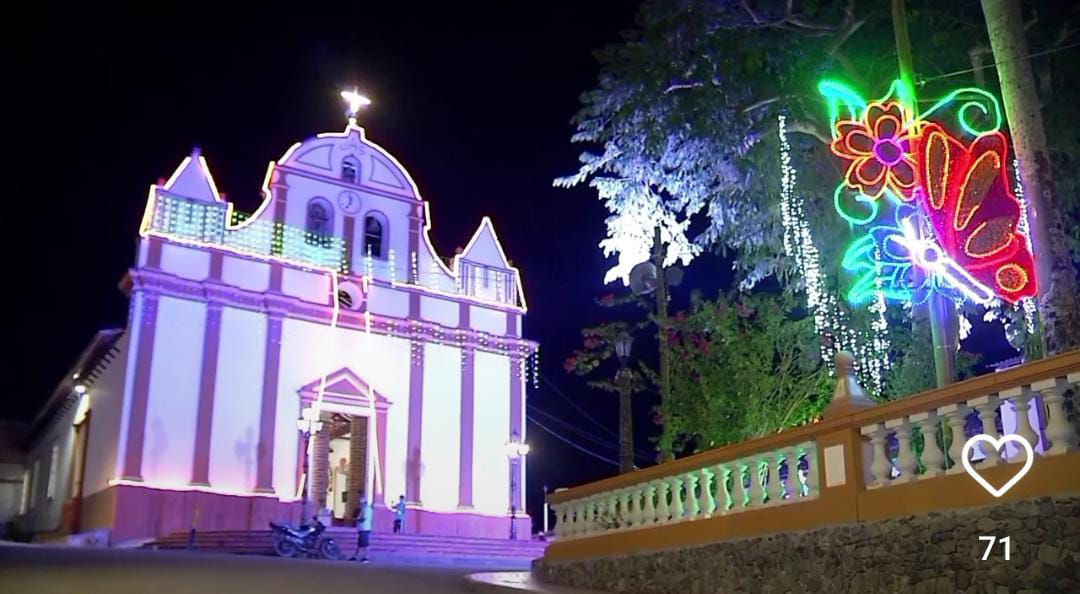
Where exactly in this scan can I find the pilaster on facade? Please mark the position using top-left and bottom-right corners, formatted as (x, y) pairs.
(255, 311), (284, 493)
(120, 290), (160, 482)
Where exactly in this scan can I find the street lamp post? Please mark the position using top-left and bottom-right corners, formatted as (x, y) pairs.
(614, 333), (635, 474)
(504, 430), (530, 540)
(296, 408), (323, 525)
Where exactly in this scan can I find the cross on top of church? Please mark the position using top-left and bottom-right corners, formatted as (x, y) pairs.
(340, 89), (372, 125)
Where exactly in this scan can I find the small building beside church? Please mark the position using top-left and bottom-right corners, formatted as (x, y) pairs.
(13, 117), (536, 544)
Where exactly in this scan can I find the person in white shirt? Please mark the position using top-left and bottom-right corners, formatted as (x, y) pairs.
(348, 492), (373, 562)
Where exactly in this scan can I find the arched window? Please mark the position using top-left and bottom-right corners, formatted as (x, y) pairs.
(363, 214), (385, 259)
(342, 157), (360, 184)
(305, 198), (334, 246)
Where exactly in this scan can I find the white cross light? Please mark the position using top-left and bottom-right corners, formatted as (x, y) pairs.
(340, 89), (372, 123)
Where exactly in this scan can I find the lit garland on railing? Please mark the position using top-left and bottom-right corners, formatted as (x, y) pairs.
(778, 114), (889, 394)
(148, 192), (346, 271)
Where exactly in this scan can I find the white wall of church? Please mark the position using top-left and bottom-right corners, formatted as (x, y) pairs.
(419, 343), (461, 511)
(471, 351), (510, 515)
(221, 256), (270, 292)
(420, 295), (459, 327)
(276, 319), (411, 505)
(160, 243), (211, 281)
(470, 305), (506, 335)
(208, 307), (267, 492)
(366, 285), (409, 319)
(282, 268), (331, 305)
(141, 296), (206, 486)
(83, 333), (132, 496)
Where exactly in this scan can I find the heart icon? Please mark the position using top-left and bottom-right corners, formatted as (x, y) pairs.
(961, 434), (1034, 498)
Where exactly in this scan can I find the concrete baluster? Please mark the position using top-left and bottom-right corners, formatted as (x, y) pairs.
(1036, 378), (1077, 455)
(698, 467), (716, 516)
(655, 479), (671, 524)
(669, 476), (685, 520)
(889, 418), (918, 482)
(682, 472), (699, 520)
(642, 482), (657, 525)
(730, 461), (748, 511)
(970, 395), (1002, 465)
(780, 447), (799, 500)
(714, 463), (731, 513)
(1000, 386), (1041, 460)
(764, 452), (782, 505)
(911, 412), (945, 478)
(629, 485), (643, 527)
(747, 457), (765, 508)
(939, 403), (969, 473)
(862, 422), (893, 487)
(803, 444), (819, 498)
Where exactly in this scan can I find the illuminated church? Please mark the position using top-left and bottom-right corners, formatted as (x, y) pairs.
(13, 106), (535, 543)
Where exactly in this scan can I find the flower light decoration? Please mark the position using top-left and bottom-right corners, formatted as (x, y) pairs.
(819, 79), (1038, 307)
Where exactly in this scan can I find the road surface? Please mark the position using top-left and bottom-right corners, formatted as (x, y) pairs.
(0, 544), (496, 594)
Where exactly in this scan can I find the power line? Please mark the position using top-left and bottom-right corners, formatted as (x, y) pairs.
(539, 374), (619, 440)
(918, 41), (1080, 85)
(527, 414), (620, 467)
(528, 404), (653, 461)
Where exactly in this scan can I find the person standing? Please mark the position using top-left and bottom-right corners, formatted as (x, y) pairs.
(393, 495), (406, 533)
(349, 492), (373, 562)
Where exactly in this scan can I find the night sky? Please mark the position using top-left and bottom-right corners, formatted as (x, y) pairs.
(7, 3), (1020, 529)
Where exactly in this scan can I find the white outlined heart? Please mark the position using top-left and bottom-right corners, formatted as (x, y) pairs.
(961, 434), (1034, 498)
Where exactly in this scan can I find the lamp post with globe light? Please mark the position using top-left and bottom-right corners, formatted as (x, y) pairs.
(614, 332), (635, 474)
(504, 431), (530, 540)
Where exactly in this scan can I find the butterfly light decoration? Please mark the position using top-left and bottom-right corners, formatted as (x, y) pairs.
(819, 80), (1037, 306)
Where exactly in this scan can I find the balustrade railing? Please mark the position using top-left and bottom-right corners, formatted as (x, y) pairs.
(547, 351), (1080, 549)
(857, 368), (1078, 489)
(552, 438), (821, 540)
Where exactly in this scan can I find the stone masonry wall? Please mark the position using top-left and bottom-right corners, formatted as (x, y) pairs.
(535, 496), (1080, 594)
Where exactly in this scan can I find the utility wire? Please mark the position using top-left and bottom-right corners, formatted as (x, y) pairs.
(918, 41), (1080, 85)
(528, 404), (653, 462)
(540, 374), (619, 439)
(527, 414), (620, 467)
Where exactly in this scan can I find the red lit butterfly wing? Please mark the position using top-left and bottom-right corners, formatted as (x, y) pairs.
(916, 123), (1037, 303)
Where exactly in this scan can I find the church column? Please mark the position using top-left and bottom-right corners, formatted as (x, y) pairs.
(509, 354), (525, 512)
(408, 204), (423, 282)
(121, 290), (160, 481)
(312, 429), (331, 511)
(348, 416), (368, 517)
(375, 407), (388, 504)
(343, 215), (356, 276)
(190, 299), (223, 486)
(255, 311), (284, 493)
(270, 173), (288, 256)
(457, 304), (475, 509)
(405, 292), (424, 505)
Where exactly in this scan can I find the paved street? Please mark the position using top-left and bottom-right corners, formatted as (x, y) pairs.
(0, 544), (495, 594)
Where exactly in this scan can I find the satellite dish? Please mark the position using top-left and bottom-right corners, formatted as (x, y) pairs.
(667, 266), (684, 287)
(629, 262), (657, 295)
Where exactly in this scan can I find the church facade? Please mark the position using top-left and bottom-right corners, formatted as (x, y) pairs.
(15, 121), (535, 543)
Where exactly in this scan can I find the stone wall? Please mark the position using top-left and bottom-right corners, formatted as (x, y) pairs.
(534, 496), (1080, 594)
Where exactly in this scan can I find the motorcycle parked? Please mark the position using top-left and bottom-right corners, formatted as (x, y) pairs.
(269, 519), (341, 560)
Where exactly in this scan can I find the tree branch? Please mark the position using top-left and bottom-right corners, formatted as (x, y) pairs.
(741, 96), (781, 114)
(738, 0), (761, 24)
(664, 81), (705, 94)
(786, 120), (830, 145)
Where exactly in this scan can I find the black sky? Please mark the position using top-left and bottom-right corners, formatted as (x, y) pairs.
(9, 3), (652, 525)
